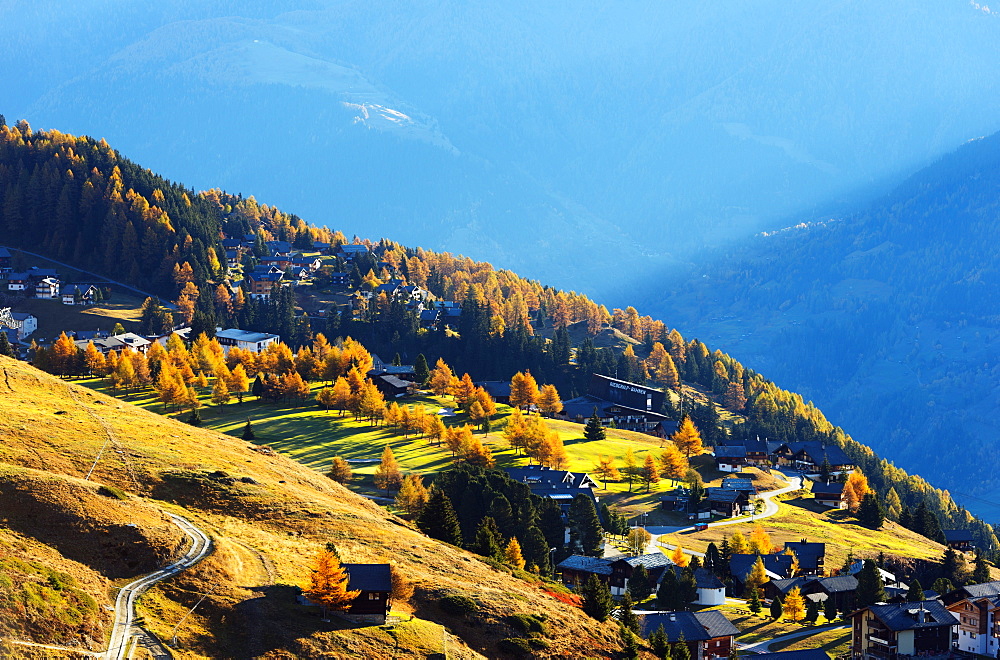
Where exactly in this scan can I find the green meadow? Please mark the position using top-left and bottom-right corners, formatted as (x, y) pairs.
(76, 378), (690, 516)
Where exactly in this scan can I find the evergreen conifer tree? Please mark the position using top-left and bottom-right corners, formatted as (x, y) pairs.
(417, 488), (463, 546)
(769, 595), (783, 620)
(471, 516), (504, 560)
(627, 564), (653, 603)
(568, 493), (604, 556)
(906, 578), (924, 602)
(581, 574), (614, 621)
(584, 409), (606, 442)
(657, 567), (681, 610)
(824, 598), (838, 622)
(680, 567), (698, 608)
(804, 598), (819, 624)
(0, 332), (14, 358)
(241, 417), (255, 440)
(974, 551), (992, 585)
(748, 586), (762, 615)
(856, 559), (887, 606)
(649, 624), (671, 659)
(933, 577), (954, 595)
(673, 634), (691, 660)
(618, 593), (640, 633)
(858, 492), (885, 529)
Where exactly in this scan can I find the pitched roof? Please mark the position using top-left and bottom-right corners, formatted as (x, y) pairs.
(770, 577), (814, 594)
(376, 375), (414, 389)
(722, 478), (755, 492)
(0, 247), (10, 258)
(693, 610), (740, 638)
(810, 481), (844, 496)
(475, 381), (511, 398)
(342, 563), (392, 592)
(784, 542), (825, 568)
(730, 554), (794, 581)
(705, 488), (744, 504)
(748, 650), (831, 660)
(714, 446), (747, 459)
(865, 600), (958, 631)
(638, 611), (711, 642)
(789, 441), (853, 467)
(961, 581), (1000, 599)
(943, 529), (975, 543)
(614, 553), (674, 572)
(816, 575), (858, 593)
(556, 555), (613, 575)
(215, 329), (279, 343)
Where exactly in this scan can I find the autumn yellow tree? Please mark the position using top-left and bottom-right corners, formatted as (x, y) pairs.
(509, 370), (539, 410)
(730, 531), (750, 555)
(503, 407), (530, 455)
(450, 372), (477, 409)
(623, 447), (637, 492)
(504, 537), (526, 570)
(175, 281), (199, 325)
(327, 457), (353, 484)
(640, 453), (660, 492)
(671, 544), (689, 568)
(211, 375), (231, 405)
(463, 434), (496, 468)
(537, 384), (562, 416)
(394, 474), (429, 515)
(745, 556), (769, 596)
(593, 456), (620, 487)
(659, 443), (688, 481)
(748, 525), (773, 555)
(671, 415), (704, 458)
(844, 472), (871, 513)
(316, 387), (338, 412)
(428, 358), (454, 396)
(303, 549), (361, 620)
(783, 586), (806, 622)
(374, 445), (403, 492)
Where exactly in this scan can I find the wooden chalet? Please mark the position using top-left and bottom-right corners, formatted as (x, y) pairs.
(851, 601), (959, 660)
(372, 374), (415, 399)
(475, 380), (512, 405)
(704, 487), (750, 518)
(783, 541), (825, 575)
(341, 563), (393, 624)
(638, 611), (739, 660)
(811, 480), (847, 509)
(608, 553), (674, 596)
(557, 555), (612, 588)
(943, 581), (1000, 656)
(714, 446), (748, 472)
(767, 575), (858, 612)
(943, 530), (975, 552)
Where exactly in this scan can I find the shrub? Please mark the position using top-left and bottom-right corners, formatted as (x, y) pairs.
(506, 613), (548, 636)
(497, 637), (533, 656)
(439, 594), (478, 616)
(97, 484), (128, 500)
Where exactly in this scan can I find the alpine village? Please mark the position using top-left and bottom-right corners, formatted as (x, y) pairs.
(0, 122), (997, 660)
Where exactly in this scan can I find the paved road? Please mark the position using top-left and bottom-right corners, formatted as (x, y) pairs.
(644, 470), (803, 556)
(739, 622), (849, 652)
(0, 244), (176, 309)
(103, 512), (212, 660)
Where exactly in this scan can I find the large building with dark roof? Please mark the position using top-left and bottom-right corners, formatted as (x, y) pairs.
(560, 374), (677, 437)
(851, 600), (959, 660)
(638, 610), (739, 660)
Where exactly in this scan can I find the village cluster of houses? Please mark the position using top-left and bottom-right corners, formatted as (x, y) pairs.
(0, 251), (107, 307)
(555, 533), (998, 660)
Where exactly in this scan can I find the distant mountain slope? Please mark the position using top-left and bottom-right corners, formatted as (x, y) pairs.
(640, 132), (1000, 520)
(0, 356), (620, 657)
(5, 1), (1000, 296)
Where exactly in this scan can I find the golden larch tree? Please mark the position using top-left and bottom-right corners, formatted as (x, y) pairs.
(671, 415), (704, 458)
(748, 525), (773, 554)
(537, 384), (562, 416)
(844, 472), (871, 513)
(509, 370), (539, 410)
(729, 531), (750, 555)
(594, 456), (620, 486)
(659, 444), (688, 481)
(303, 549), (361, 619)
(428, 358), (454, 396)
(374, 445), (403, 492)
(745, 556), (769, 596)
(504, 537), (526, 570)
(671, 544), (689, 568)
(783, 586), (806, 622)
(640, 453), (660, 492)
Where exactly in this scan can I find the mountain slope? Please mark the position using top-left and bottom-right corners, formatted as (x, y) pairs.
(6, 1), (1000, 295)
(640, 131), (1000, 520)
(0, 356), (621, 657)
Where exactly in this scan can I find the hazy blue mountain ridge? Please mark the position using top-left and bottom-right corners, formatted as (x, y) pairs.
(640, 132), (1000, 519)
(4, 1), (1000, 297)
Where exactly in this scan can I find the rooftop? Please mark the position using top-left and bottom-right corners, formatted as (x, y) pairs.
(215, 328), (279, 343)
(342, 563), (392, 592)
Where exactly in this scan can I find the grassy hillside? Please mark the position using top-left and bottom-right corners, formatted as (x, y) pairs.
(77, 377), (687, 517)
(0, 356), (623, 658)
(661, 495), (947, 569)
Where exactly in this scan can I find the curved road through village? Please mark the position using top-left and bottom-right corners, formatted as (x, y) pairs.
(103, 512), (212, 660)
(644, 470), (803, 556)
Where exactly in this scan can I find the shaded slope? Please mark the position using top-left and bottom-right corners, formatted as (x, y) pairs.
(641, 131), (1000, 519)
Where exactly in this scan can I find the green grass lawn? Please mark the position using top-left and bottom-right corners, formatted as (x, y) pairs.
(769, 626), (851, 657)
(15, 294), (146, 338)
(76, 378), (692, 514)
(704, 602), (840, 642)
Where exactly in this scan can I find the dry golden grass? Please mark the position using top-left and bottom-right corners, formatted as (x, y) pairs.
(0, 356), (623, 658)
